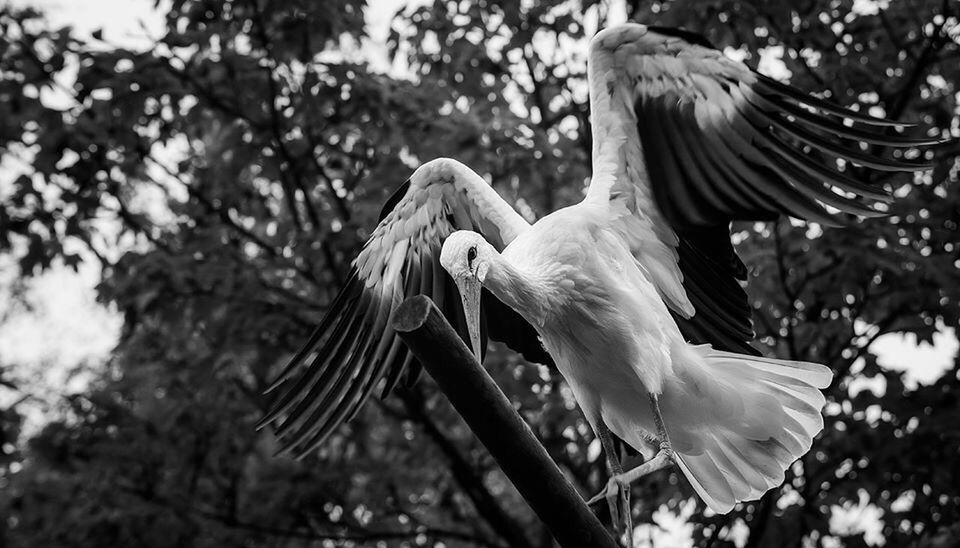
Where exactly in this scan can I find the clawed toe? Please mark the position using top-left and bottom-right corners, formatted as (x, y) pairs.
(586, 476), (626, 506)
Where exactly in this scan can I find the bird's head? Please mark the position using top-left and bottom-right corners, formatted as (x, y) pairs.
(440, 230), (495, 283)
(440, 230), (496, 362)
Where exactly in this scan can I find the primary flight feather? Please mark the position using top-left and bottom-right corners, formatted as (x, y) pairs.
(261, 23), (936, 524)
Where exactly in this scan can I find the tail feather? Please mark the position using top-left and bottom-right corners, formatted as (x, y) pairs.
(715, 436), (775, 493)
(675, 447), (737, 511)
(670, 349), (832, 513)
(705, 351), (833, 387)
(763, 382), (825, 418)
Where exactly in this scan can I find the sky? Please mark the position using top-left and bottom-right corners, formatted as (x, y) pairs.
(0, 0), (955, 544)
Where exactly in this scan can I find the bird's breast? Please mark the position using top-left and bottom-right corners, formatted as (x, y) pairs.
(508, 221), (675, 395)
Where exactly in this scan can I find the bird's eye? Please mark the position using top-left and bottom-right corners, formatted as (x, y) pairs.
(467, 246), (477, 265)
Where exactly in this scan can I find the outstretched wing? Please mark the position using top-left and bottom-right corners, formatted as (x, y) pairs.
(259, 158), (541, 457)
(586, 24), (937, 354)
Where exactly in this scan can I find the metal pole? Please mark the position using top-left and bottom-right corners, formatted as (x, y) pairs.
(393, 295), (618, 548)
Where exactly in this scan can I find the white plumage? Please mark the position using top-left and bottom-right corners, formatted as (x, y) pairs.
(262, 23), (934, 524)
(440, 203), (829, 514)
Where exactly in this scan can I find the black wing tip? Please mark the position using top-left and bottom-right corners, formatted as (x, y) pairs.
(255, 414), (275, 431)
(271, 415), (338, 460)
(272, 438), (315, 460)
(752, 73), (926, 129)
(647, 25), (718, 50)
(263, 376), (290, 394)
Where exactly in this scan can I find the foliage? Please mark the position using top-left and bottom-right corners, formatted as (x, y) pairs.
(1, 0), (959, 546)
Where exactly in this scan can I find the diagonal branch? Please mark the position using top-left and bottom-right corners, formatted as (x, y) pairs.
(397, 386), (537, 548)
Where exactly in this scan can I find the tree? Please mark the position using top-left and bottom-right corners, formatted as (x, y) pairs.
(1, 0), (958, 546)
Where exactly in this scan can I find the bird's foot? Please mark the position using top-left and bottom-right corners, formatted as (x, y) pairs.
(587, 474), (629, 507)
(587, 445), (675, 507)
(587, 474), (633, 546)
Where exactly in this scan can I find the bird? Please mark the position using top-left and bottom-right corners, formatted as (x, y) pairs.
(259, 22), (937, 531)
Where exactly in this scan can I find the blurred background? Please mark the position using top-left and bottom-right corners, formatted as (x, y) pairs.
(1, 0), (959, 546)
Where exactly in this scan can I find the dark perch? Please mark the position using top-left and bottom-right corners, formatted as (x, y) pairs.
(392, 295), (619, 548)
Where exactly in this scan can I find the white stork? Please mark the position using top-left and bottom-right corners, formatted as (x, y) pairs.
(260, 23), (935, 526)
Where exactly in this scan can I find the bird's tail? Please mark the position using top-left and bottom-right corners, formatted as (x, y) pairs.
(664, 349), (832, 513)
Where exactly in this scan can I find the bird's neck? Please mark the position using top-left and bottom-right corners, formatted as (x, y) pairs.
(483, 254), (549, 327)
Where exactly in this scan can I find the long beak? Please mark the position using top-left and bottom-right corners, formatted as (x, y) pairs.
(455, 275), (483, 363)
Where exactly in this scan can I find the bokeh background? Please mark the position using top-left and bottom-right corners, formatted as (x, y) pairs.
(1, 0), (959, 546)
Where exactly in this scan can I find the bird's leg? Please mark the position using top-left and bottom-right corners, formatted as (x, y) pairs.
(588, 394), (674, 507)
(595, 421), (633, 543)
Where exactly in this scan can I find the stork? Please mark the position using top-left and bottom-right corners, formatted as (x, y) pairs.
(260, 23), (936, 537)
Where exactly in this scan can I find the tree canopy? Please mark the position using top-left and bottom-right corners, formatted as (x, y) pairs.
(1, 0), (959, 546)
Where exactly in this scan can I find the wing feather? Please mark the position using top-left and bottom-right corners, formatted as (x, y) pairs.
(663, 101), (740, 219)
(260, 158), (537, 457)
(751, 73), (907, 126)
(587, 24), (934, 352)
